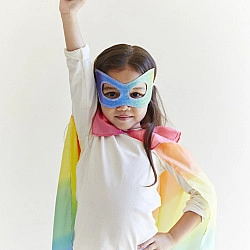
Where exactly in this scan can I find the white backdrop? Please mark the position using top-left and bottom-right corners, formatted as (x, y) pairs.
(1, 0), (250, 249)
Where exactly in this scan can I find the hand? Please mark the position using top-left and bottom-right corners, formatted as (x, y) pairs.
(59, 0), (86, 14)
(137, 232), (175, 250)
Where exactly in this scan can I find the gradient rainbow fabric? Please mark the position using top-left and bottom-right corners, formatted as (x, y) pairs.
(52, 116), (216, 250)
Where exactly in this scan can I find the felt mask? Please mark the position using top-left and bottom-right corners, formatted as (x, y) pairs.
(95, 68), (155, 108)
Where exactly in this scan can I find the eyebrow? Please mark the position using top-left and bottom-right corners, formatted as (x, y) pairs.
(132, 86), (146, 91)
(102, 86), (117, 91)
(102, 83), (146, 91)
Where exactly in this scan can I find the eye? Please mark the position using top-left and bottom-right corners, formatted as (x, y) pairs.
(130, 92), (144, 98)
(129, 83), (147, 99)
(104, 91), (120, 99)
(102, 83), (120, 99)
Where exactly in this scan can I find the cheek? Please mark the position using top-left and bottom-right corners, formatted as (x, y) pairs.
(100, 105), (108, 115)
(137, 107), (148, 119)
(100, 105), (113, 118)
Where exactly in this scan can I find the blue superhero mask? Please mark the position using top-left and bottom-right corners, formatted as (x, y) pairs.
(95, 68), (155, 108)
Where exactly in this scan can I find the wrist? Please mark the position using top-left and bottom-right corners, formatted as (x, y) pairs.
(165, 232), (176, 246)
(60, 12), (77, 18)
(60, 12), (78, 26)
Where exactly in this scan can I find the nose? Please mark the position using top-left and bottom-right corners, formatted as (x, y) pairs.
(116, 105), (131, 111)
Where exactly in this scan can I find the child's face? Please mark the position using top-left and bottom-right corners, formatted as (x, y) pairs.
(100, 66), (148, 131)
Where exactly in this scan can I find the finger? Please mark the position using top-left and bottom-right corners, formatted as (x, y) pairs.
(138, 238), (155, 249)
(143, 242), (157, 250)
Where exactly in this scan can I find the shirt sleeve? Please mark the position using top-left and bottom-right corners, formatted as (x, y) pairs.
(64, 45), (98, 144)
(154, 152), (209, 220)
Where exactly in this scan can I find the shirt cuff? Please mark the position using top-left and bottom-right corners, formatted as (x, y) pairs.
(64, 44), (90, 61)
(183, 189), (210, 221)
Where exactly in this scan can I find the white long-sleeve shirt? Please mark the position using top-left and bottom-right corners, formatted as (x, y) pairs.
(65, 45), (208, 250)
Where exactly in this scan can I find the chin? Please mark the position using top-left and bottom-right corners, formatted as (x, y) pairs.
(117, 125), (130, 131)
(113, 123), (132, 131)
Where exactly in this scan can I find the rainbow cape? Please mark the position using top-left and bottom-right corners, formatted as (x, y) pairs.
(52, 116), (216, 250)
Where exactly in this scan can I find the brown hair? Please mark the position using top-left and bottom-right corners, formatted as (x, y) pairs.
(94, 44), (167, 186)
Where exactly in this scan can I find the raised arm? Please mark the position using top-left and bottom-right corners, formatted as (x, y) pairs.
(59, 0), (86, 51)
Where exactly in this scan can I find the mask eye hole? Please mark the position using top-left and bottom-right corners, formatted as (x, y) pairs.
(129, 82), (147, 99)
(102, 83), (120, 99)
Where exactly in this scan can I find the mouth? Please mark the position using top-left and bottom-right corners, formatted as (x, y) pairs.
(115, 115), (132, 121)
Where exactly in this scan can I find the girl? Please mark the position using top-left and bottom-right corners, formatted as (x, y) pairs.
(53, 0), (216, 249)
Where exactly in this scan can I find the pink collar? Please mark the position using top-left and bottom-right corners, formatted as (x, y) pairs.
(92, 108), (181, 149)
